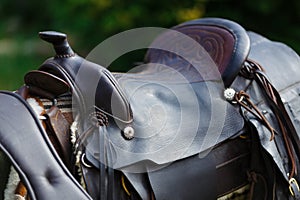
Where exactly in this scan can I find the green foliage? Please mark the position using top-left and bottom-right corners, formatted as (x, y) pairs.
(0, 0), (299, 90)
(204, 0), (300, 52)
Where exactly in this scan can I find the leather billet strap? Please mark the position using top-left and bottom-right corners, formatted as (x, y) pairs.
(0, 91), (92, 200)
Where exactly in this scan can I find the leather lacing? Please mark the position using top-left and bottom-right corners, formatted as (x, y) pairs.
(236, 60), (299, 197)
(244, 60), (297, 179)
(247, 171), (268, 200)
(235, 90), (276, 141)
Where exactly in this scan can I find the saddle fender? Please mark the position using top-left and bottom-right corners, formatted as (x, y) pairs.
(0, 91), (92, 200)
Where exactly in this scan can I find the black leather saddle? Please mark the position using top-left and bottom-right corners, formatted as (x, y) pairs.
(25, 18), (250, 172)
(0, 17), (300, 200)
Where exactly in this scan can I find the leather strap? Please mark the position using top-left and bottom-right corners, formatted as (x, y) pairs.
(16, 85), (73, 171)
(248, 60), (300, 180)
(44, 106), (72, 169)
(238, 60), (300, 199)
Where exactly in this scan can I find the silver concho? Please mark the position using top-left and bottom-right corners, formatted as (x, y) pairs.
(224, 88), (236, 101)
(123, 126), (135, 139)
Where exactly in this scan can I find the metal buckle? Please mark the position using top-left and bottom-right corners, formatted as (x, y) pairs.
(81, 153), (93, 168)
(289, 178), (300, 196)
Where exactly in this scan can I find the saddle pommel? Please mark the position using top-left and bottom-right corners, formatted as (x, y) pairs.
(39, 31), (75, 56)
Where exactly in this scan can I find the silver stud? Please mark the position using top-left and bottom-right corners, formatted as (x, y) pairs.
(224, 88), (236, 101)
(123, 126), (135, 139)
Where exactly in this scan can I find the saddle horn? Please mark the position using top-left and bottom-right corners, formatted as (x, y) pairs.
(39, 31), (75, 56)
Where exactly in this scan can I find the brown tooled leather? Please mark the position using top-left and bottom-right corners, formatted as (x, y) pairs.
(45, 106), (72, 169)
(18, 86), (73, 170)
(145, 25), (235, 76)
(178, 25), (235, 74)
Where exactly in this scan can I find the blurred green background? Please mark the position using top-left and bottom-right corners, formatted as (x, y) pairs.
(0, 0), (299, 90)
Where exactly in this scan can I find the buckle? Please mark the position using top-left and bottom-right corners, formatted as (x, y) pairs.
(289, 178), (300, 197)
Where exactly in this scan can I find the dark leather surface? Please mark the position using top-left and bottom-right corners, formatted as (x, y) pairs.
(85, 76), (244, 171)
(83, 18), (249, 171)
(39, 57), (133, 129)
(24, 70), (70, 97)
(35, 18), (248, 172)
(0, 91), (91, 200)
(247, 31), (300, 92)
(42, 17), (247, 197)
(230, 31), (300, 198)
(38, 31), (132, 125)
(149, 153), (217, 200)
(45, 105), (72, 169)
(144, 18), (250, 87)
(123, 136), (251, 199)
(148, 138), (251, 200)
(0, 18), (299, 199)
(245, 32), (300, 159)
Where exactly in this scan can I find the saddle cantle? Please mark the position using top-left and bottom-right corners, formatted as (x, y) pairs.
(144, 18), (250, 87)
